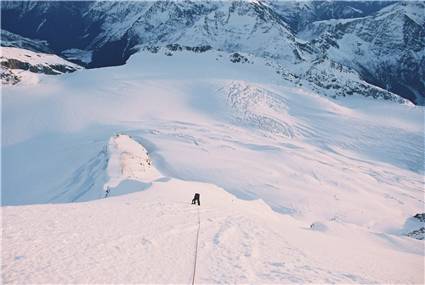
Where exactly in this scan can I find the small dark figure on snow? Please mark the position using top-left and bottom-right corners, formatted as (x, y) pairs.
(104, 187), (111, 198)
(192, 193), (200, 206)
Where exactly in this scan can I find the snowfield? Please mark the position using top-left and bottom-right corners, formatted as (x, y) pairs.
(3, 178), (423, 284)
(2, 48), (424, 283)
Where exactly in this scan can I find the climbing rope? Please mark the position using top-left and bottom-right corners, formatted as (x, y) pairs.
(191, 207), (201, 285)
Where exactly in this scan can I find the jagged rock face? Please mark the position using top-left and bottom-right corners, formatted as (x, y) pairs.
(0, 1), (310, 66)
(0, 1), (422, 104)
(406, 213), (425, 240)
(413, 213), (425, 223)
(1, 66), (20, 85)
(300, 58), (408, 104)
(1, 30), (52, 53)
(173, 1), (307, 63)
(0, 1), (92, 51)
(406, 227), (425, 240)
(1, 58), (77, 75)
(299, 2), (425, 105)
(88, 1), (309, 66)
(267, 1), (395, 32)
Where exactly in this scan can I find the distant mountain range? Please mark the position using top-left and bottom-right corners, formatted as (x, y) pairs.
(1, 1), (423, 104)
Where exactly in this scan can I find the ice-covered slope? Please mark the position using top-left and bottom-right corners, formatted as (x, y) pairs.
(3, 177), (423, 283)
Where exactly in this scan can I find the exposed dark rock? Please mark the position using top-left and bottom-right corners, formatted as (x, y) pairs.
(1, 67), (20, 85)
(1, 58), (78, 76)
(413, 213), (425, 223)
(406, 227), (425, 240)
(230, 53), (249, 64)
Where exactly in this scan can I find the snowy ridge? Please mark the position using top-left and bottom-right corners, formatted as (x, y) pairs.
(1, 47), (81, 85)
(1, 47), (80, 71)
(37, 134), (162, 203)
(105, 134), (161, 191)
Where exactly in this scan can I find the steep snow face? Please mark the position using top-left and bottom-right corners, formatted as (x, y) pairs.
(2, 178), (424, 283)
(105, 134), (161, 191)
(168, 1), (305, 64)
(299, 1), (425, 104)
(0, 47), (81, 85)
(1, 132), (160, 204)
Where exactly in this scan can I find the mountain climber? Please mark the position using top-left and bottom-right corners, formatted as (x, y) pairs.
(191, 193), (200, 206)
(104, 187), (110, 198)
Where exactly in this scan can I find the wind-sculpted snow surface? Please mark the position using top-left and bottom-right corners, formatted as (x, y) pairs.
(104, 134), (161, 192)
(2, 179), (424, 283)
(2, 49), (424, 283)
(219, 82), (297, 138)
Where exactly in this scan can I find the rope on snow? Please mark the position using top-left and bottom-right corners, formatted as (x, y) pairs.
(191, 207), (201, 285)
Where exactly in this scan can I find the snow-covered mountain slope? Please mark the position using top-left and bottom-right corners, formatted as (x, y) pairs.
(267, 1), (394, 32)
(0, 47), (81, 85)
(149, 1), (305, 64)
(2, 45), (424, 283)
(299, 1), (425, 105)
(1, 1), (421, 104)
(3, 177), (423, 283)
(149, 44), (409, 104)
(3, 49), (423, 221)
